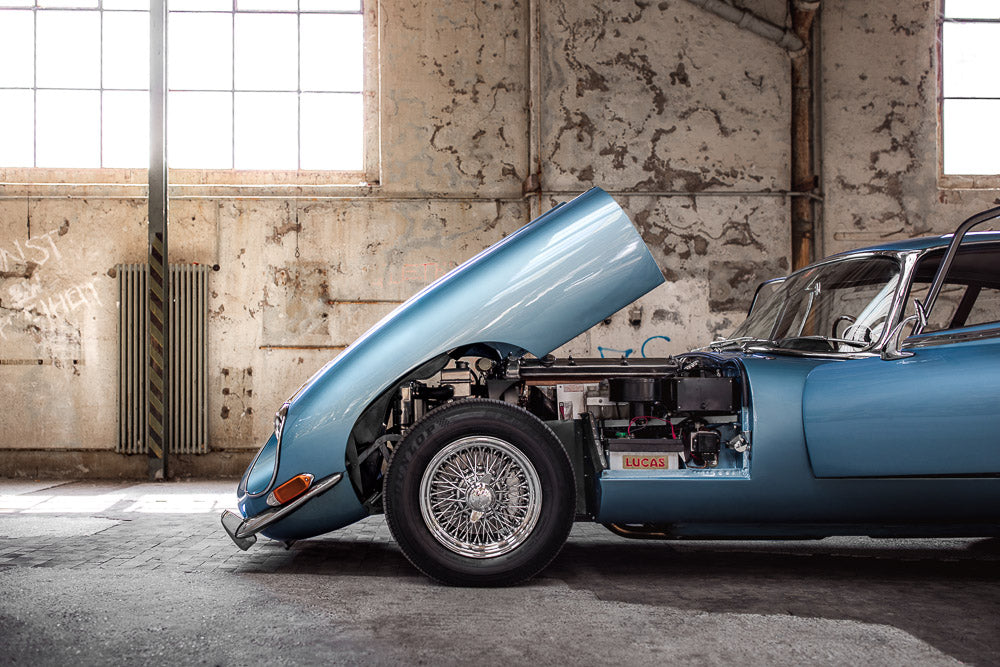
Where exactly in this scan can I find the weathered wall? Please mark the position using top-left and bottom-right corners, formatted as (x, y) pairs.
(539, 0), (790, 355)
(822, 0), (999, 256)
(0, 0), (796, 473)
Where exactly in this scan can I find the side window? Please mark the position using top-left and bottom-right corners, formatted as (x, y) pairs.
(908, 243), (1000, 332)
(905, 281), (961, 331)
(964, 286), (1000, 327)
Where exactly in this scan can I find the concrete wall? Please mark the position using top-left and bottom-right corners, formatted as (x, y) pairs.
(821, 0), (999, 255)
(0, 0), (973, 475)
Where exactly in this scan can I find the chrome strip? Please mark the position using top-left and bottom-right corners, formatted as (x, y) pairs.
(241, 402), (290, 499)
(903, 325), (1000, 349)
(222, 472), (344, 547)
(918, 205), (1000, 333)
(744, 346), (879, 360)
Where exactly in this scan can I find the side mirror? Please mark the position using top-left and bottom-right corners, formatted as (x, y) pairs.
(881, 299), (927, 361)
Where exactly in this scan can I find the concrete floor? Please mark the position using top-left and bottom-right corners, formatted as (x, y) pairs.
(1, 480), (998, 665)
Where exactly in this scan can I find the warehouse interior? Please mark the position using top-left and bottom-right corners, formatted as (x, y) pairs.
(3, 1), (1000, 663)
(3, 0), (994, 477)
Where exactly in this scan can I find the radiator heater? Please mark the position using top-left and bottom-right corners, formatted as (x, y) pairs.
(117, 263), (210, 455)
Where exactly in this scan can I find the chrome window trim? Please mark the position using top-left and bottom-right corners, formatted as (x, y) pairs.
(894, 232), (1000, 349)
(916, 206), (1000, 333)
(740, 250), (912, 360)
(745, 346), (880, 360)
(902, 324), (1000, 349)
(747, 277), (786, 317)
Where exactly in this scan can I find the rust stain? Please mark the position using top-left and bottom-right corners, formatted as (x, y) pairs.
(0, 261), (39, 280)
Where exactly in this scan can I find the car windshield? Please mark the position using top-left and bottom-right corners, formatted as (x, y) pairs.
(720, 256), (902, 353)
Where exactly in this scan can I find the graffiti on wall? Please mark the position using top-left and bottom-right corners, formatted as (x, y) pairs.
(0, 224), (96, 365)
(598, 335), (672, 359)
(0, 228), (62, 274)
(0, 280), (101, 341)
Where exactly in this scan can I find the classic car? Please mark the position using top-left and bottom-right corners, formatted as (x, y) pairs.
(222, 187), (1000, 586)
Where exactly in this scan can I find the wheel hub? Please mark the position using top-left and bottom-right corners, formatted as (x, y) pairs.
(466, 483), (494, 512)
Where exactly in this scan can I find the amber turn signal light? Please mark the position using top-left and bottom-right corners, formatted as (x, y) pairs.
(266, 473), (314, 507)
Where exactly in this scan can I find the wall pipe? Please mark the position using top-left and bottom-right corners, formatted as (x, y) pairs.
(790, 0), (821, 269)
(683, 0), (805, 52)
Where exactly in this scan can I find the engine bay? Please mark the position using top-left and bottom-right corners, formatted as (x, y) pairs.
(348, 352), (751, 516)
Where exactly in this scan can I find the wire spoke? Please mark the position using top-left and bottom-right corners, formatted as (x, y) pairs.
(419, 435), (542, 558)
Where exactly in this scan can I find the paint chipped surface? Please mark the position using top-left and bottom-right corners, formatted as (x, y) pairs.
(539, 0), (789, 192)
(380, 0), (529, 194)
(822, 1), (1000, 255)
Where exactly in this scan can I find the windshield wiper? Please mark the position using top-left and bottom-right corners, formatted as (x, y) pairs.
(699, 336), (771, 352)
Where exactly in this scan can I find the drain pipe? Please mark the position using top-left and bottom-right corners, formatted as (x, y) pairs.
(684, 0), (805, 52)
(790, 0), (821, 269)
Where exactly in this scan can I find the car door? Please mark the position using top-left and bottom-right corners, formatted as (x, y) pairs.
(802, 242), (1000, 477)
(802, 329), (1000, 477)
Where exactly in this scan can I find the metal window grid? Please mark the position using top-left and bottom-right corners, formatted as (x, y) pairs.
(0, 0), (364, 171)
(938, 1), (1000, 181)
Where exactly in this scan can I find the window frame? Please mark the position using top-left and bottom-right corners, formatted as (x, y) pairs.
(0, 0), (380, 195)
(904, 241), (1000, 333)
(937, 0), (1000, 188)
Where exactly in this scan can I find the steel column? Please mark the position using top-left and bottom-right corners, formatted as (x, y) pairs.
(147, 0), (169, 480)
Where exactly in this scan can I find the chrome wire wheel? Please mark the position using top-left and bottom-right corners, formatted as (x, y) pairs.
(418, 435), (542, 559)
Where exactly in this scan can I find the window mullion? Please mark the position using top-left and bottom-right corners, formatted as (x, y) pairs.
(33, 1), (37, 167)
(297, 0), (301, 171)
(231, 1), (235, 170)
(3, 0), (368, 176)
(99, 1), (104, 167)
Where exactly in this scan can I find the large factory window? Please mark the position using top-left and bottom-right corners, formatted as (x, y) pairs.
(940, 0), (1000, 184)
(0, 0), (372, 180)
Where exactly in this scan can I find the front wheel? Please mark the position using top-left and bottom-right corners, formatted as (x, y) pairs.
(383, 399), (575, 586)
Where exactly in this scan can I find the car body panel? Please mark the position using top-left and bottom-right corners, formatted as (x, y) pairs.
(832, 230), (1000, 255)
(598, 353), (1000, 532)
(803, 333), (1000, 477)
(596, 354), (829, 525)
(239, 187), (665, 537)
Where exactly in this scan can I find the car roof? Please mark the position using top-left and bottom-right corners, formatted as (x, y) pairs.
(830, 230), (1000, 256)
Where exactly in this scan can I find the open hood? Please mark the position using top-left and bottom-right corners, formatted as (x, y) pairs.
(240, 187), (665, 534)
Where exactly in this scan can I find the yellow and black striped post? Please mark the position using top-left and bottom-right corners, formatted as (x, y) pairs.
(147, 0), (169, 480)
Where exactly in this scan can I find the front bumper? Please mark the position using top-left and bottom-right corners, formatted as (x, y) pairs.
(221, 472), (344, 550)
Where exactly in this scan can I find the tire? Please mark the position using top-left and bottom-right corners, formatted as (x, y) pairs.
(383, 398), (575, 586)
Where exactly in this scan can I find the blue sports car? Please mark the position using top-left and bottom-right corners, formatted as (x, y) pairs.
(222, 188), (1000, 586)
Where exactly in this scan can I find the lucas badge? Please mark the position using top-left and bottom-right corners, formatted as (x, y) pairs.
(611, 452), (680, 470)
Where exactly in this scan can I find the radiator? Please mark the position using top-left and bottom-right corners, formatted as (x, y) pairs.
(117, 263), (210, 455)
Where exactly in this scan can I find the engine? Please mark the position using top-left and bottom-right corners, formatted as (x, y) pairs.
(351, 352), (750, 516)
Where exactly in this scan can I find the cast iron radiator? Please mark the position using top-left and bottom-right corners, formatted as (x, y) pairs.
(117, 263), (210, 454)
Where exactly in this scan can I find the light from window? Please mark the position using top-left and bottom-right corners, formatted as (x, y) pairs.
(0, 0), (364, 172)
(942, 0), (1000, 175)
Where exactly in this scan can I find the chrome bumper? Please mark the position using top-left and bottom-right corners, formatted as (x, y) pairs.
(221, 472), (344, 550)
